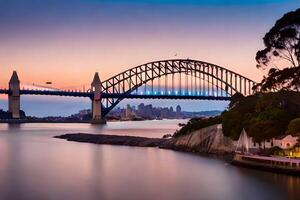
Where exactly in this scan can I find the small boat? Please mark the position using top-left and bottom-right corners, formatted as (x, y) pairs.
(232, 129), (300, 176)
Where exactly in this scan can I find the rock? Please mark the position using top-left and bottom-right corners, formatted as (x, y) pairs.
(54, 133), (168, 147)
(162, 134), (172, 139)
(168, 124), (236, 155)
(54, 124), (236, 156)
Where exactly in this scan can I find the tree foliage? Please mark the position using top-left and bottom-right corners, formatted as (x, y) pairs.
(253, 66), (300, 91)
(256, 8), (300, 69)
(248, 120), (282, 142)
(222, 95), (258, 140)
(255, 8), (300, 91)
(222, 91), (300, 142)
(0, 110), (26, 119)
(229, 92), (245, 108)
(174, 92), (300, 142)
(173, 116), (221, 137)
(288, 118), (300, 134)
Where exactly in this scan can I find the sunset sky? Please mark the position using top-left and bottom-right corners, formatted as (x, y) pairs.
(0, 0), (299, 116)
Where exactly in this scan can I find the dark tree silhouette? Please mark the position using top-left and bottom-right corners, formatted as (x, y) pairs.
(253, 66), (300, 92)
(255, 8), (300, 91)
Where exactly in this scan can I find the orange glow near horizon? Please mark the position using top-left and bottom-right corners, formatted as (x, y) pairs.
(0, 1), (298, 89)
(0, 32), (264, 88)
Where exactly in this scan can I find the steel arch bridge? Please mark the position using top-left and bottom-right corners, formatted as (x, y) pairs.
(100, 59), (256, 115)
(0, 59), (256, 119)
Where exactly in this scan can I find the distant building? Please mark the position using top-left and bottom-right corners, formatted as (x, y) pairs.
(78, 109), (90, 116)
(125, 104), (133, 118)
(176, 105), (182, 118)
(274, 135), (299, 149)
(170, 106), (173, 113)
(240, 132), (299, 150)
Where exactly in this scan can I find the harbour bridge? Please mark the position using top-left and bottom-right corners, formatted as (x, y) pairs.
(0, 59), (256, 123)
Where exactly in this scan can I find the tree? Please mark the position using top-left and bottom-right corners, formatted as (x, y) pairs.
(173, 116), (221, 137)
(253, 66), (300, 92)
(248, 120), (282, 142)
(229, 92), (244, 108)
(288, 118), (300, 134)
(255, 8), (300, 91)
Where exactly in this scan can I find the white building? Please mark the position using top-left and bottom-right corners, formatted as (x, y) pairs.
(237, 129), (299, 151)
(273, 135), (299, 149)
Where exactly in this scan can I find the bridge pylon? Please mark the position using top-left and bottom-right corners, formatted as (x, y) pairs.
(8, 71), (20, 119)
(91, 72), (106, 124)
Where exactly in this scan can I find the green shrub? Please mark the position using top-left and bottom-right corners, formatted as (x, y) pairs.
(173, 116), (221, 137)
(261, 146), (283, 156)
(248, 120), (283, 142)
(288, 118), (300, 134)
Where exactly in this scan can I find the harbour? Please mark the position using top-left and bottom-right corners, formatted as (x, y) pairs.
(1, 120), (300, 200)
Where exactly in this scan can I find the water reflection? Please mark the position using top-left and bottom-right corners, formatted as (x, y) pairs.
(6, 123), (22, 133)
(0, 120), (299, 200)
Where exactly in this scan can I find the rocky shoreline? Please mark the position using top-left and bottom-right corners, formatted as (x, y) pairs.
(55, 124), (236, 159)
(54, 133), (169, 147)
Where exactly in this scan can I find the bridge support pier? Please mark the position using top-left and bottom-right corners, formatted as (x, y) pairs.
(8, 71), (20, 119)
(91, 72), (106, 124)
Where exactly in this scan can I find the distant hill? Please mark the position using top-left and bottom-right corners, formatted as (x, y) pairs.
(182, 110), (222, 117)
(0, 109), (26, 119)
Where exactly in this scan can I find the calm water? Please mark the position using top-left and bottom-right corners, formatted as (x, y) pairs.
(0, 120), (299, 200)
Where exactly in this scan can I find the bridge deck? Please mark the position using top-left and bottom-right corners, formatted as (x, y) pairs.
(0, 89), (9, 94)
(0, 89), (231, 100)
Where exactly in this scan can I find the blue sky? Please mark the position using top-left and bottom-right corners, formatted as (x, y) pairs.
(95, 0), (288, 5)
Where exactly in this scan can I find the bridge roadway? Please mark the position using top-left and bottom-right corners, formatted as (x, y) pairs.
(0, 89), (231, 101)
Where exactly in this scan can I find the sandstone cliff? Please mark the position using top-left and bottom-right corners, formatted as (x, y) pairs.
(164, 124), (236, 155)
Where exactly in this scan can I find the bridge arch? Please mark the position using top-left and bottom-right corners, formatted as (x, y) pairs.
(101, 59), (256, 116)
(0, 59), (257, 120)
